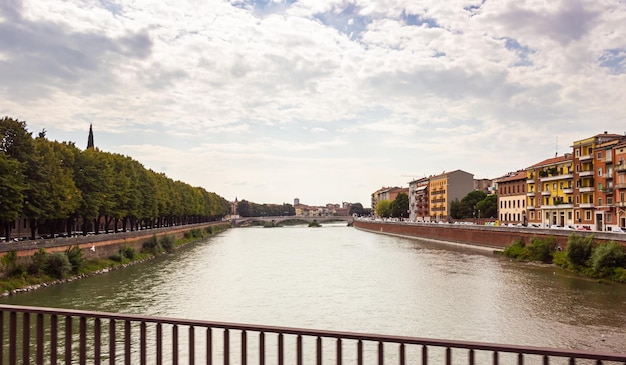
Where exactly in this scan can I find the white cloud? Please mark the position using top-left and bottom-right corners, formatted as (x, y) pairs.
(2, 0), (626, 207)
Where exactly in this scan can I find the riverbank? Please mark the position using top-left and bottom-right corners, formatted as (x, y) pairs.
(0, 222), (230, 295)
(352, 219), (626, 249)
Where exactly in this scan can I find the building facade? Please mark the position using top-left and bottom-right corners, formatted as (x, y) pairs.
(526, 154), (574, 228)
(409, 177), (430, 222)
(572, 132), (623, 231)
(496, 171), (527, 225)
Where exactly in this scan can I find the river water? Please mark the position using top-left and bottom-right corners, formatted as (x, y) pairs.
(1, 224), (625, 354)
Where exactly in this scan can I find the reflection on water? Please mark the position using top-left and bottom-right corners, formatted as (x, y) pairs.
(2, 224), (625, 353)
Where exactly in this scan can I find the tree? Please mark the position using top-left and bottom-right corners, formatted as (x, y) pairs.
(450, 198), (472, 219)
(475, 194), (497, 218)
(390, 193), (409, 218)
(461, 190), (488, 217)
(0, 153), (24, 240)
(375, 200), (392, 218)
(349, 203), (366, 216)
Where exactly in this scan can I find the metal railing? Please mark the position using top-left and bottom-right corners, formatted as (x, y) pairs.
(1, 304), (626, 365)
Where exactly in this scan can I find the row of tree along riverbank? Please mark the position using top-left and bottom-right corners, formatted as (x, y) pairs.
(0, 222), (231, 294)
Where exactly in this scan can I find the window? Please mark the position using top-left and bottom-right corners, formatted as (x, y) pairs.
(553, 183), (557, 190)
(597, 151), (602, 158)
(598, 182), (603, 191)
(576, 149), (580, 157)
(568, 212), (572, 220)
(530, 211), (535, 219)
(598, 167), (602, 176)
(607, 197), (613, 205)
(598, 198), (603, 206)
(607, 213), (612, 223)
(576, 211), (580, 220)
(586, 211), (591, 220)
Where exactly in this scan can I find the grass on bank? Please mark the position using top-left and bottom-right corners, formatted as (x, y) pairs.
(502, 233), (626, 283)
(0, 225), (229, 293)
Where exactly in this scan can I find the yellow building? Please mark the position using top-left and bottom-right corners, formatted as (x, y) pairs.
(427, 170), (474, 221)
(526, 154), (574, 227)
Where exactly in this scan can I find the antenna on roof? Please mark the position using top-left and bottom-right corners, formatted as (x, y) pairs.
(555, 136), (558, 157)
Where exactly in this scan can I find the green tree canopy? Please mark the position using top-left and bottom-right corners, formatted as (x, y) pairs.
(375, 200), (392, 218)
(390, 193), (409, 218)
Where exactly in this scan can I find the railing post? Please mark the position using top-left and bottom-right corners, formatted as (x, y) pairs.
(157, 323), (163, 365)
(336, 338), (342, 365)
(80, 316), (87, 365)
(223, 328), (229, 365)
(357, 340), (363, 365)
(399, 343), (405, 365)
(189, 326), (195, 365)
(317, 336), (322, 365)
(109, 319), (116, 365)
(422, 345), (428, 365)
(23, 312), (30, 364)
(94, 318), (101, 365)
(141, 321), (147, 365)
(51, 314), (58, 365)
(9, 311), (16, 364)
(297, 335), (303, 365)
(378, 341), (384, 365)
(65, 315), (72, 364)
(278, 333), (284, 365)
(258, 331), (264, 365)
(207, 327), (212, 365)
(173, 324), (179, 365)
(37, 313), (44, 365)
(124, 320), (131, 365)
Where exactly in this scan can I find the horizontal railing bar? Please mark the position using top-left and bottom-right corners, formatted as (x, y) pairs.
(1, 304), (625, 362)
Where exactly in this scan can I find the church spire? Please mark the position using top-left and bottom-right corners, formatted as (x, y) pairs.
(87, 123), (94, 149)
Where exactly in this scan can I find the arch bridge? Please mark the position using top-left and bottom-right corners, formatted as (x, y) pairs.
(232, 215), (353, 226)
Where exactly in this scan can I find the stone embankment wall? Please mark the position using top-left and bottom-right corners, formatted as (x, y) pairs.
(1, 222), (231, 264)
(353, 220), (626, 250)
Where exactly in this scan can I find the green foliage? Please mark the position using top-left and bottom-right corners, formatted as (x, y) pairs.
(160, 235), (175, 253)
(120, 246), (137, 260)
(236, 200), (296, 217)
(390, 193), (409, 218)
(527, 236), (557, 263)
(375, 200), (392, 218)
(552, 251), (569, 268)
(502, 237), (557, 263)
(1, 250), (18, 274)
(450, 198), (472, 219)
(45, 252), (71, 279)
(502, 239), (526, 259)
(142, 235), (160, 254)
(65, 245), (84, 274)
(566, 233), (594, 266)
(184, 229), (204, 239)
(29, 247), (47, 275)
(109, 253), (123, 262)
(591, 242), (626, 275)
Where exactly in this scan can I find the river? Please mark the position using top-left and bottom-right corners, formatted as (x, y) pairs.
(1, 223), (625, 354)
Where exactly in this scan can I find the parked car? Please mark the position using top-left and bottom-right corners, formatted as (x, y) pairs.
(576, 226), (591, 231)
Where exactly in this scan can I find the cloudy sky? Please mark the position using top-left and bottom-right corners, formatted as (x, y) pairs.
(2, 0), (625, 207)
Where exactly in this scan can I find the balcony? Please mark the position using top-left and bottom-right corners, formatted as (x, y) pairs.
(579, 186), (595, 193)
(616, 164), (626, 172)
(563, 188), (574, 194)
(580, 203), (595, 208)
(541, 191), (551, 196)
(602, 188), (613, 194)
(526, 192), (535, 197)
(579, 154), (592, 161)
(526, 178), (535, 184)
(617, 201), (626, 207)
(604, 173), (613, 179)
(527, 206), (535, 210)
(540, 173), (573, 182)
(578, 170), (594, 177)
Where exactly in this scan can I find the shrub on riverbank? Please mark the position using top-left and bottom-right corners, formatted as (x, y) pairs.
(503, 233), (626, 283)
(0, 224), (230, 294)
